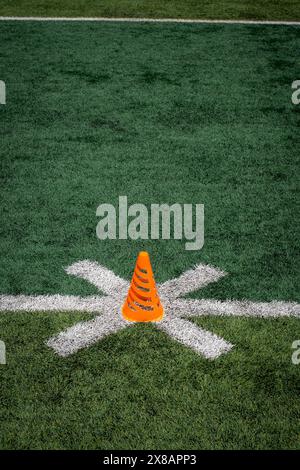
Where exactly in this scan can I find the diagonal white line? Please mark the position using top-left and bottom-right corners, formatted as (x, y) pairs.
(156, 317), (232, 359)
(47, 309), (133, 357)
(170, 299), (300, 318)
(66, 260), (129, 298)
(159, 264), (226, 301)
(0, 294), (108, 313)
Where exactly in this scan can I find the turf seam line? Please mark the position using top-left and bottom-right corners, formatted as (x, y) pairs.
(0, 17), (300, 25)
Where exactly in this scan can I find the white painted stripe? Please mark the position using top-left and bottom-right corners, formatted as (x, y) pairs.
(0, 294), (108, 313)
(157, 317), (233, 359)
(44, 295), (132, 356)
(0, 17), (299, 26)
(159, 263), (226, 301)
(40, 262), (228, 358)
(1, 258), (300, 359)
(170, 299), (300, 318)
(47, 309), (132, 356)
(2, 295), (298, 319)
(66, 260), (129, 298)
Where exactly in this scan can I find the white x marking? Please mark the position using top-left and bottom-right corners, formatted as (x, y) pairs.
(0, 260), (299, 359)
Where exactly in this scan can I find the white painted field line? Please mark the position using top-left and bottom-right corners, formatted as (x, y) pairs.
(0, 294), (106, 313)
(159, 263), (226, 301)
(66, 260), (129, 298)
(45, 294), (135, 357)
(0, 17), (299, 26)
(47, 310), (132, 357)
(157, 317), (232, 359)
(1, 259), (299, 359)
(170, 299), (300, 318)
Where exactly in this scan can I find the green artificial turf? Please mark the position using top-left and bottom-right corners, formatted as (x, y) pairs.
(0, 21), (300, 449)
(0, 0), (300, 21)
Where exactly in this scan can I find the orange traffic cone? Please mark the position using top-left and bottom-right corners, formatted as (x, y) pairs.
(122, 251), (164, 322)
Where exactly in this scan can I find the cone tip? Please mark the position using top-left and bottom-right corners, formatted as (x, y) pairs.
(138, 251), (149, 259)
